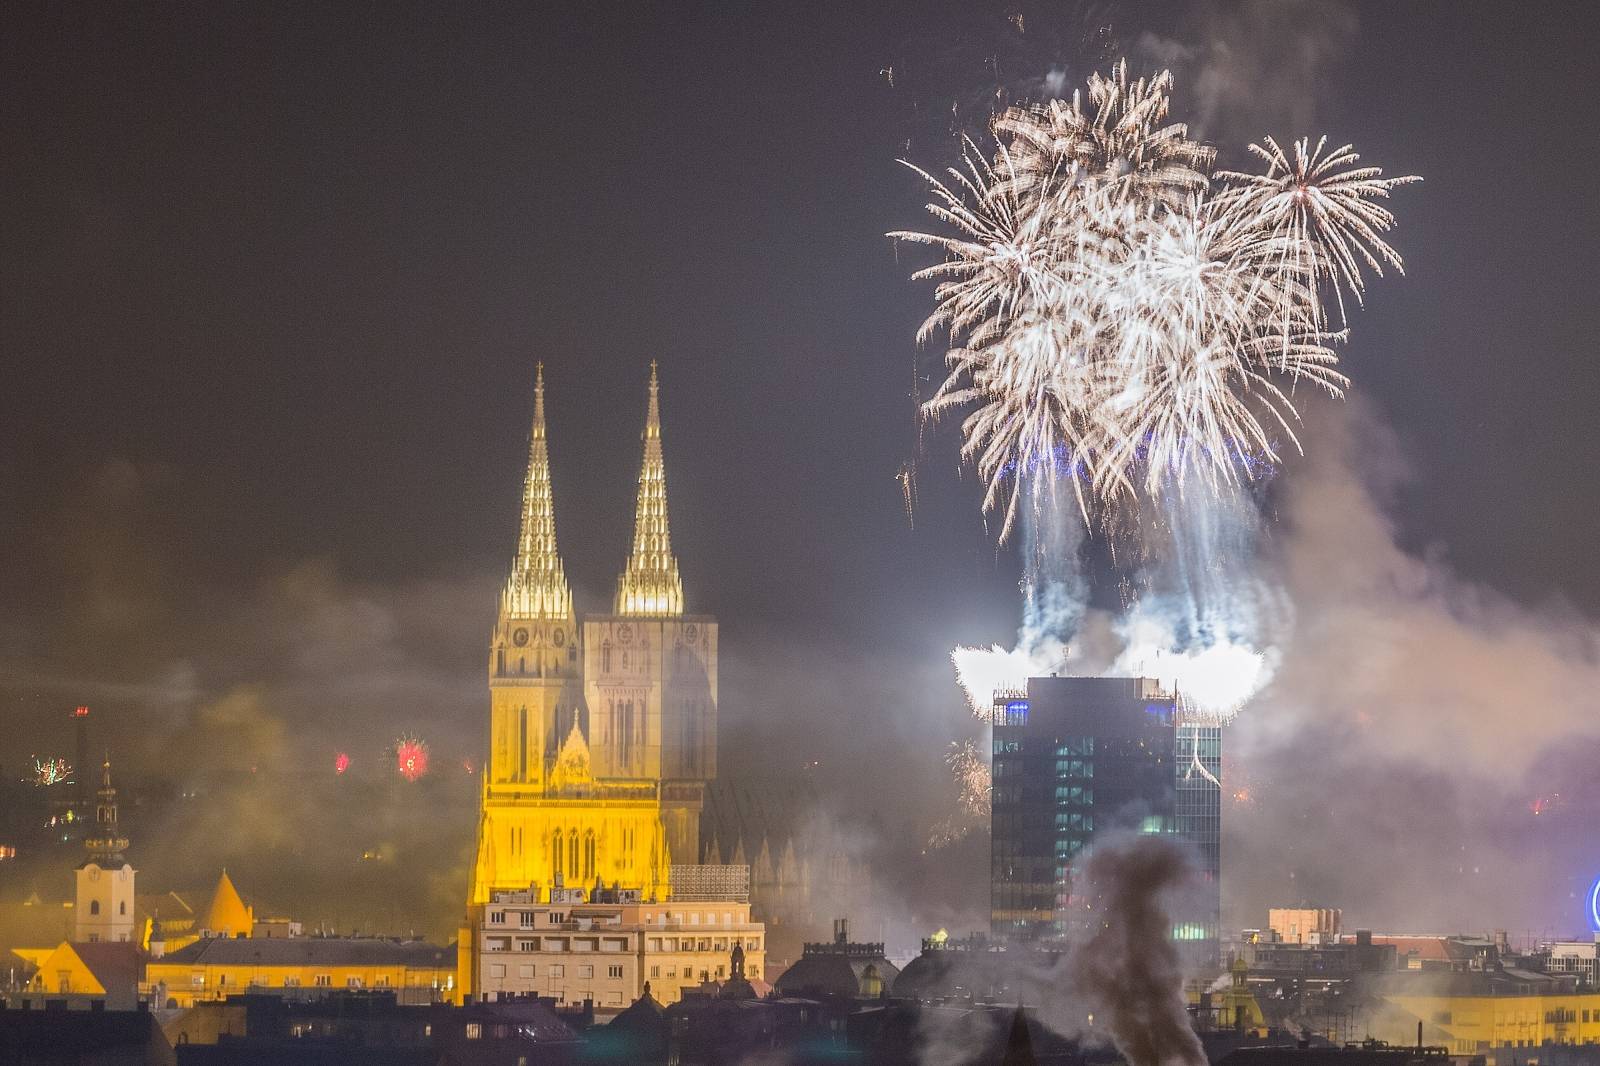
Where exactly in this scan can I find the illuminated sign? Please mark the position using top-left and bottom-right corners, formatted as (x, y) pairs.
(1588, 875), (1600, 933)
(1003, 700), (1029, 726)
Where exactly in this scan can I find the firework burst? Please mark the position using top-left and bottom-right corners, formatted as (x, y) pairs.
(394, 736), (430, 782)
(31, 757), (73, 788)
(894, 60), (1416, 536)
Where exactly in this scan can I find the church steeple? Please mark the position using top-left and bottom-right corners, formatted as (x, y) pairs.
(615, 362), (684, 616)
(84, 756), (128, 866)
(503, 364), (573, 621)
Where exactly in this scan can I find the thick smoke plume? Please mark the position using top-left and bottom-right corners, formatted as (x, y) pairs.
(1068, 834), (1206, 1066)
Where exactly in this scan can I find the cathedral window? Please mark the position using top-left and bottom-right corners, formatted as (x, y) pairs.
(552, 833), (563, 879)
(602, 642), (612, 673)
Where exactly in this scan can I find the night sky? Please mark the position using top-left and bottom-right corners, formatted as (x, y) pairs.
(3, 2), (1598, 941)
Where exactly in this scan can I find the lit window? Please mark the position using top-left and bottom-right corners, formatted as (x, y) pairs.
(466, 1023), (482, 1040)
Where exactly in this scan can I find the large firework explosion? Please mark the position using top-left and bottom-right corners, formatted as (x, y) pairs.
(896, 61), (1415, 843)
(893, 61), (1417, 539)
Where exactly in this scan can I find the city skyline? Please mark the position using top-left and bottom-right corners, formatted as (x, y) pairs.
(4, 0), (1599, 952)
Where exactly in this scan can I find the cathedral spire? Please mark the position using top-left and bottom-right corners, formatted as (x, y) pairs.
(503, 364), (573, 620)
(615, 361), (684, 616)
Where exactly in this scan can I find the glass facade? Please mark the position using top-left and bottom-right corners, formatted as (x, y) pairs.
(989, 677), (1221, 955)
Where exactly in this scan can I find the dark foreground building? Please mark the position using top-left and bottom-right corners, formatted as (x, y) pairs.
(989, 676), (1221, 951)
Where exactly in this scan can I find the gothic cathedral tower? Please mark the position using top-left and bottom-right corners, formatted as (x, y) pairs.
(74, 758), (135, 943)
(584, 363), (718, 865)
(487, 364), (581, 792)
(469, 367), (672, 908)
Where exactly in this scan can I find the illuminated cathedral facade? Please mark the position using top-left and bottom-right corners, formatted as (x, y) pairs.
(467, 364), (718, 909)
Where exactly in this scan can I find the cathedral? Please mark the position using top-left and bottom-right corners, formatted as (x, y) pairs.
(467, 364), (718, 907)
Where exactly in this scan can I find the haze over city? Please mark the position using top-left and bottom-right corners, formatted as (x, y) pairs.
(2, 3), (1599, 1063)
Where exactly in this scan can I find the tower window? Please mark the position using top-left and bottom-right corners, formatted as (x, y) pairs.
(90, 901), (100, 915)
(119, 902), (126, 915)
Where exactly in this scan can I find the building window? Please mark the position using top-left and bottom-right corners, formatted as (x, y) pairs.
(490, 964), (506, 978)
(519, 912), (534, 928)
(579, 965), (594, 979)
(519, 965), (535, 978)
(90, 900), (100, 915)
(119, 902), (126, 915)
(347, 977), (363, 988)
(314, 975), (332, 987)
(466, 1023), (482, 1040)
(490, 911), (505, 925)
(283, 977), (300, 987)
(549, 965), (564, 978)
(650, 966), (660, 978)
(608, 965), (623, 979)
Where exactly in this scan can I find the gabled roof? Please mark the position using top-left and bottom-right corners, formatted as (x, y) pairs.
(154, 936), (452, 969)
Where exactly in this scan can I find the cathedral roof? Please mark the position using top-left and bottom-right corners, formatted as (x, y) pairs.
(502, 364), (574, 622)
(196, 869), (253, 937)
(615, 362), (684, 616)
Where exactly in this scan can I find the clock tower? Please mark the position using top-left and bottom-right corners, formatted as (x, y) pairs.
(74, 757), (135, 944)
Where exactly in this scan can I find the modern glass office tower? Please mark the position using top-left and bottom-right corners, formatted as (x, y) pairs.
(989, 676), (1221, 953)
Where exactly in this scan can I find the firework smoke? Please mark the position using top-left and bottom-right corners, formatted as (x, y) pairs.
(1069, 834), (1206, 1066)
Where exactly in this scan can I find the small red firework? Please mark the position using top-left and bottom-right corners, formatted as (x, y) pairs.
(395, 736), (430, 782)
(334, 752), (351, 775)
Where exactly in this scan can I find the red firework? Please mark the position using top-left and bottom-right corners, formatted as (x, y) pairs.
(395, 736), (430, 782)
(334, 752), (351, 775)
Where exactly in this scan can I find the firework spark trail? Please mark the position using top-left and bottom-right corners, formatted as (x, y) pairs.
(31, 757), (73, 787)
(893, 60), (1416, 536)
(394, 736), (430, 782)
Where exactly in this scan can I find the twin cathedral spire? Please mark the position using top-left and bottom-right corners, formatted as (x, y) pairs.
(502, 362), (685, 620)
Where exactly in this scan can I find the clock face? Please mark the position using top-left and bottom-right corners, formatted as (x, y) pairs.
(512, 627), (530, 647)
(553, 629), (565, 648)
